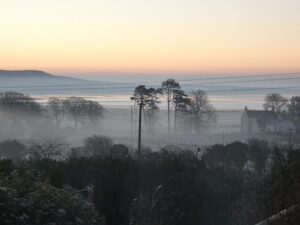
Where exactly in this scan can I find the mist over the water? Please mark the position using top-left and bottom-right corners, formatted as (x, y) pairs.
(0, 71), (298, 148)
(1, 72), (299, 110)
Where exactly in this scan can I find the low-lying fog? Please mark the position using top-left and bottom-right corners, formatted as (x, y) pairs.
(0, 106), (242, 151)
(1, 71), (297, 151)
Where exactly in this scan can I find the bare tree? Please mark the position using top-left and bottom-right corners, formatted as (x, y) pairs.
(288, 96), (300, 120)
(84, 135), (113, 157)
(0, 92), (41, 137)
(29, 139), (68, 160)
(263, 93), (288, 113)
(172, 89), (191, 133)
(188, 90), (215, 134)
(47, 97), (65, 126)
(0, 92), (41, 122)
(161, 79), (180, 134)
(85, 100), (105, 128)
(63, 96), (87, 128)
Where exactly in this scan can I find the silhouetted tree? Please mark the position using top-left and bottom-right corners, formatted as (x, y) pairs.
(0, 169), (104, 225)
(131, 85), (147, 104)
(143, 88), (161, 134)
(110, 144), (129, 158)
(203, 144), (227, 168)
(131, 85), (161, 133)
(29, 139), (68, 160)
(203, 142), (248, 170)
(172, 89), (191, 133)
(84, 135), (113, 157)
(85, 100), (105, 128)
(188, 90), (216, 134)
(62, 97), (86, 128)
(225, 142), (248, 170)
(263, 93), (288, 113)
(0, 92), (41, 122)
(161, 79), (180, 134)
(47, 97), (65, 125)
(288, 96), (300, 120)
(248, 139), (269, 175)
(0, 92), (41, 137)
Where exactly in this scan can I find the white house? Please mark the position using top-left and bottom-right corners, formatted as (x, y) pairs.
(241, 106), (296, 135)
(273, 120), (296, 134)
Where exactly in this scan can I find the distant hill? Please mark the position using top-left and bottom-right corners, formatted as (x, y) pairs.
(0, 70), (79, 80)
(0, 70), (117, 95)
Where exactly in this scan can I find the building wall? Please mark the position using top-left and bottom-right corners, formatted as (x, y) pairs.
(276, 120), (296, 133)
(250, 118), (261, 134)
(241, 112), (249, 134)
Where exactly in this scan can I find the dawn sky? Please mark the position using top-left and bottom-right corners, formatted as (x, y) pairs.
(1, 0), (300, 76)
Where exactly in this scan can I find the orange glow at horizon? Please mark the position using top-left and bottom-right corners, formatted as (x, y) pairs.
(1, 0), (300, 75)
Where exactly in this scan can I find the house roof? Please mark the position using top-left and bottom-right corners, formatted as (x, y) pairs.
(245, 110), (277, 119)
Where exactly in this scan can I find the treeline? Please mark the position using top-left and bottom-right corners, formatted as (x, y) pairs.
(0, 92), (105, 138)
(0, 137), (299, 225)
(131, 79), (216, 134)
(0, 78), (218, 137)
(264, 93), (300, 119)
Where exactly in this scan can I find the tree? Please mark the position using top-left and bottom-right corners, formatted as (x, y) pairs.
(84, 135), (113, 157)
(130, 148), (204, 225)
(161, 79), (180, 134)
(63, 96), (87, 128)
(47, 97), (65, 125)
(29, 139), (68, 160)
(131, 85), (148, 153)
(85, 100), (105, 128)
(263, 93), (288, 113)
(247, 139), (269, 175)
(110, 144), (129, 158)
(131, 85), (161, 133)
(0, 169), (104, 225)
(225, 142), (248, 170)
(172, 89), (191, 133)
(288, 96), (300, 120)
(0, 92), (42, 137)
(131, 85), (147, 105)
(203, 142), (248, 170)
(188, 90), (216, 134)
(0, 92), (41, 122)
(143, 87), (161, 133)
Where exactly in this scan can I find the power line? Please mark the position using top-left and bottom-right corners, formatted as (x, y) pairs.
(143, 72), (300, 84)
(184, 76), (300, 86)
(0, 72), (299, 89)
(0, 96), (291, 104)
(204, 85), (300, 93)
(1, 83), (299, 94)
(82, 72), (300, 85)
(1, 75), (299, 92)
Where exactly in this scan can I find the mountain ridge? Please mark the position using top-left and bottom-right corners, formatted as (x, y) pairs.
(0, 70), (81, 80)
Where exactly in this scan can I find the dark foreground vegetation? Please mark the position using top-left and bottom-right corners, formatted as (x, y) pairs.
(0, 137), (300, 225)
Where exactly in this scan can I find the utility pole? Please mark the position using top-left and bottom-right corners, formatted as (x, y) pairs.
(222, 132), (225, 145)
(138, 99), (144, 158)
(131, 106), (133, 146)
(167, 92), (171, 135)
(288, 129), (293, 151)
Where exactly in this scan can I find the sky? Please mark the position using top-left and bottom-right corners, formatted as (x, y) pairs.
(0, 0), (300, 77)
